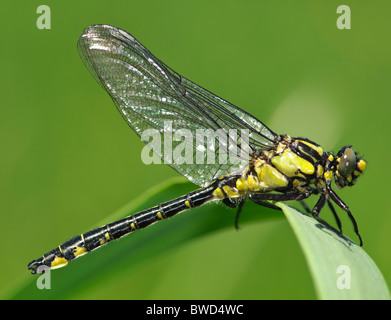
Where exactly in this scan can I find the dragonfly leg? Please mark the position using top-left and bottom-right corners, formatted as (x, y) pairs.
(311, 193), (350, 244)
(327, 199), (343, 233)
(249, 190), (309, 203)
(300, 199), (343, 233)
(299, 200), (311, 214)
(248, 191), (308, 212)
(234, 199), (246, 230)
(326, 186), (363, 246)
(248, 194), (282, 211)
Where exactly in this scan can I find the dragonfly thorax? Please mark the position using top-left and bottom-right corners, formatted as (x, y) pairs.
(247, 135), (325, 194)
(212, 135), (366, 201)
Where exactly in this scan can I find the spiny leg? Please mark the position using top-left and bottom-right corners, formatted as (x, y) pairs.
(327, 199), (343, 233)
(299, 187), (320, 213)
(247, 192), (305, 230)
(300, 200), (311, 214)
(249, 190), (311, 204)
(249, 191), (311, 215)
(221, 197), (246, 230)
(327, 186), (363, 246)
(312, 194), (346, 243)
(301, 198), (343, 234)
(249, 194), (282, 211)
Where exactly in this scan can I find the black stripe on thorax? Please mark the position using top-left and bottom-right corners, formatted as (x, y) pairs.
(290, 139), (322, 164)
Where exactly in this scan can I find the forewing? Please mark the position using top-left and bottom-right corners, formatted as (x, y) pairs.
(78, 24), (278, 186)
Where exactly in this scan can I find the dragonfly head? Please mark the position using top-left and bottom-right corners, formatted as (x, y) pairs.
(334, 146), (366, 188)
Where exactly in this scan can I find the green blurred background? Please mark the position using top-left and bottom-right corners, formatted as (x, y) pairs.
(1, 0), (390, 299)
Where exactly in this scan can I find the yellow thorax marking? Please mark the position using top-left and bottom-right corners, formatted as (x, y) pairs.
(324, 170), (332, 182)
(247, 174), (260, 191)
(271, 149), (315, 177)
(256, 164), (288, 189)
(236, 177), (248, 192)
(316, 165), (324, 178)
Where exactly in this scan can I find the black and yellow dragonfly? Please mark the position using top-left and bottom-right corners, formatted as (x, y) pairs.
(28, 25), (366, 274)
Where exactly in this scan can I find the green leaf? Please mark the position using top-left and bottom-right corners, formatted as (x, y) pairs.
(278, 202), (390, 300)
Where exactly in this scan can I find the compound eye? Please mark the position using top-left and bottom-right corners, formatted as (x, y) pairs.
(339, 147), (356, 177)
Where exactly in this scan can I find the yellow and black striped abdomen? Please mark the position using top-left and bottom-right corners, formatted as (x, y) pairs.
(27, 184), (219, 273)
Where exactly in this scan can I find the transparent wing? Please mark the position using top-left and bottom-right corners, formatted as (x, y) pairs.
(78, 24), (278, 186)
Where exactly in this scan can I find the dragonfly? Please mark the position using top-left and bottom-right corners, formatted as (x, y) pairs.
(28, 24), (366, 274)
